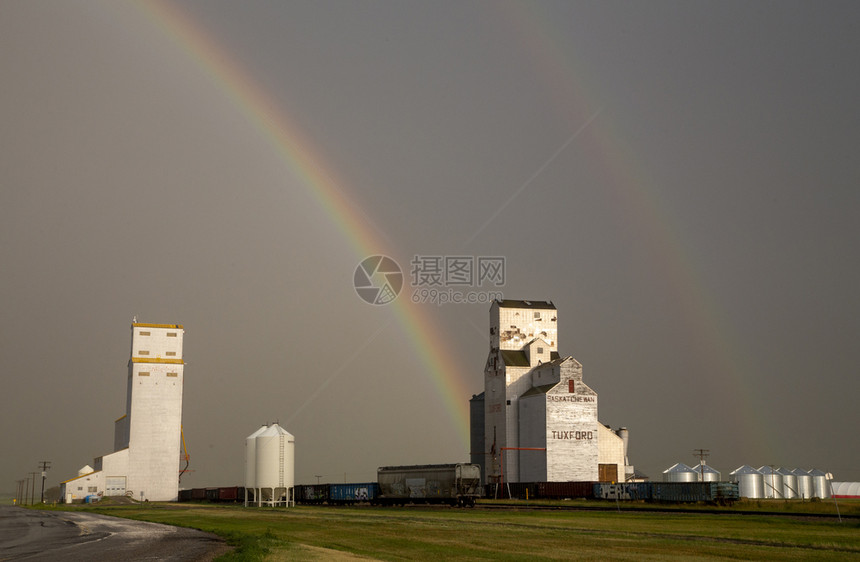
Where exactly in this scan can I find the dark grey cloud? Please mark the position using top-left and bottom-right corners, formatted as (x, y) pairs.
(2, 1), (858, 492)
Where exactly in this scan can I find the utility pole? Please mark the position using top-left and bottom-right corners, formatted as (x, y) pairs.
(16, 479), (25, 505)
(693, 449), (710, 482)
(28, 472), (38, 505)
(38, 461), (52, 503)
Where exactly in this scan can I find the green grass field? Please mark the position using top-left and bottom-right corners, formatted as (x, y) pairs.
(42, 500), (860, 561)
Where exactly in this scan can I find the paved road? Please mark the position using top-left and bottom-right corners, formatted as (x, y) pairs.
(0, 505), (226, 561)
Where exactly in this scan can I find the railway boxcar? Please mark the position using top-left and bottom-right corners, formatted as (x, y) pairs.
(652, 482), (739, 503)
(487, 481), (537, 500)
(191, 487), (206, 501)
(329, 482), (379, 504)
(296, 484), (329, 504)
(178, 489), (193, 502)
(378, 463), (481, 506)
(539, 481), (596, 500)
(594, 482), (652, 500)
(711, 482), (740, 504)
(218, 486), (241, 502)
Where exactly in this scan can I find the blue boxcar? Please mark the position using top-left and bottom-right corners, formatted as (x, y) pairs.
(652, 482), (739, 503)
(328, 482), (379, 504)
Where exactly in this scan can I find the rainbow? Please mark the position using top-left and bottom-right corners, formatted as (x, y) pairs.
(497, 3), (777, 459)
(135, 0), (473, 448)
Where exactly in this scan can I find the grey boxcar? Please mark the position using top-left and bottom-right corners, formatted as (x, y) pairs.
(378, 463), (481, 506)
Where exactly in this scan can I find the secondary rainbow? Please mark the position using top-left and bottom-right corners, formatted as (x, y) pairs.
(497, 3), (777, 459)
(137, 0), (472, 447)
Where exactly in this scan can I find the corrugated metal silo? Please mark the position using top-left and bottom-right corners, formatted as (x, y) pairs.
(758, 466), (784, 499)
(808, 469), (830, 499)
(776, 467), (798, 499)
(663, 463), (698, 483)
(730, 465), (764, 499)
(791, 468), (813, 499)
(692, 462), (720, 482)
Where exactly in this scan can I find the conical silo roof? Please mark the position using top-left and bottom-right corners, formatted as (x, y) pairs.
(663, 462), (694, 474)
(247, 424), (269, 440)
(663, 462), (698, 482)
(691, 463), (720, 481)
(258, 422), (294, 438)
(730, 465), (762, 476)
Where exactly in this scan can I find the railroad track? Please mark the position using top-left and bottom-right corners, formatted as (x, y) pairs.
(474, 501), (856, 520)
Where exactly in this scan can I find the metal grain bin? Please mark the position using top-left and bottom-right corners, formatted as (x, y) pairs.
(663, 463), (698, 483)
(758, 466), (784, 499)
(775, 468), (797, 499)
(255, 424), (295, 506)
(691, 463), (721, 482)
(791, 468), (813, 499)
(244, 425), (268, 491)
(808, 469), (830, 499)
(730, 465), (764, 499)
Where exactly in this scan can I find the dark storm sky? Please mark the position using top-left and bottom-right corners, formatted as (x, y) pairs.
(2, 0), (858, 490)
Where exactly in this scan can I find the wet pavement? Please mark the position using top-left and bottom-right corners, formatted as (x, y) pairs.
(0, 505), (226, 561)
